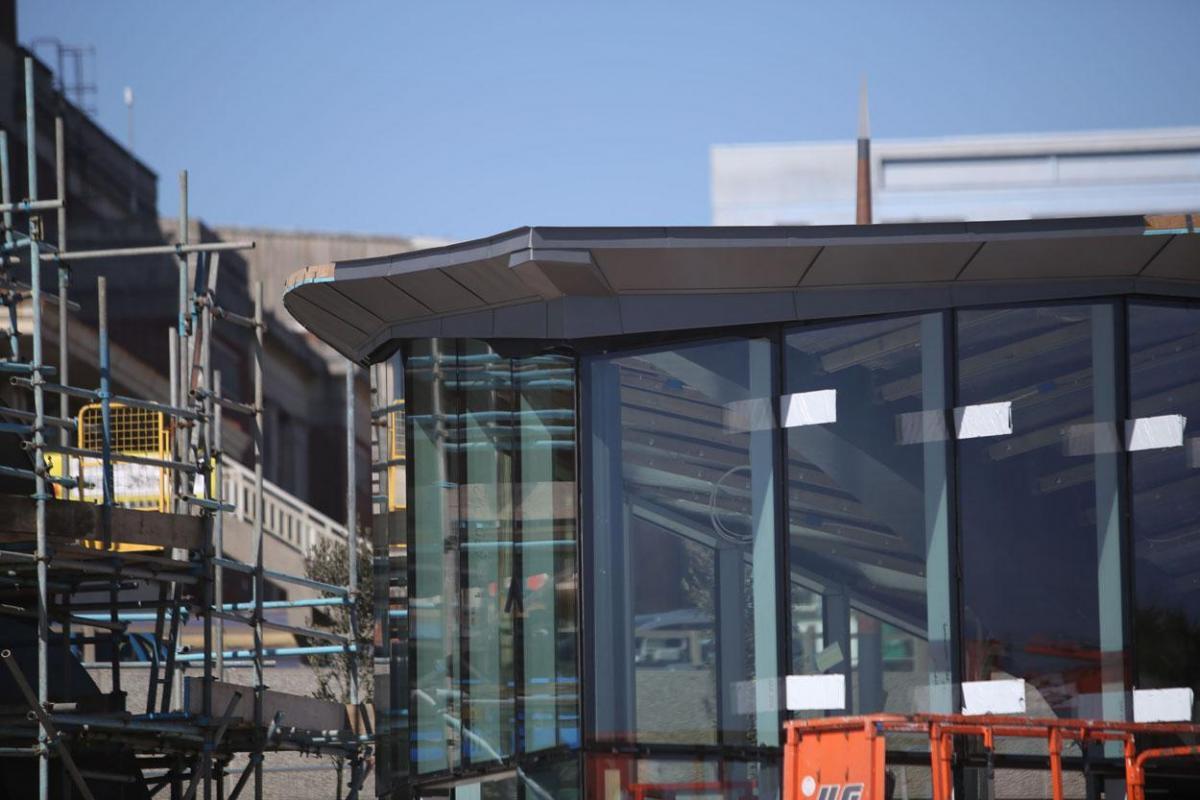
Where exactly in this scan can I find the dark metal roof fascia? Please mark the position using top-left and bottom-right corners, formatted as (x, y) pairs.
(284, 214), (1193, 364)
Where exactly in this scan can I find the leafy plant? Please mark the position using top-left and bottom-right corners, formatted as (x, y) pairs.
(304, 535), (374, 704)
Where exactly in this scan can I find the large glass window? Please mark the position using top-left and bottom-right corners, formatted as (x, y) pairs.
(957, 304), (1128, 721)
(516, 354), (580, 752)
(373, 352), (408, 796)
(584, 755), (779, 799)
(587, 338), (780, 750)
(784, 313), (955, 716)
(459, 341), (517, 764)
(409, 340), (461, 774)
(1129, 303), (1200, 722)
(394, 340), (579, 783)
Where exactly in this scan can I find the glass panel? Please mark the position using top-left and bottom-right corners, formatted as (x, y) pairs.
(522, 756), (582, 800)
(374, 354), (409, 794)
(409, 339), (460, 774)
(517, 354), (580, 752)
(397, 339), (580, 789)
(459, 341), (516, 763)
(585, 755), (779, 799)
(589, 338), (779, 748)
(785, 313), (954, 717)
(957, 304), (1128, 720)
(1129, 303), (1200, 721)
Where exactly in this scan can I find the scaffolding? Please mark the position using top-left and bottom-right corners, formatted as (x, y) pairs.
(0, 57), (368, 800)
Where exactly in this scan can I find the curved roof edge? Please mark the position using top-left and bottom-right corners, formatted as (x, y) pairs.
(284, 214), (1200, 363)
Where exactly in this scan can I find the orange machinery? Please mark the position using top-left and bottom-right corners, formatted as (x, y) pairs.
(783, 713), (1200, 800)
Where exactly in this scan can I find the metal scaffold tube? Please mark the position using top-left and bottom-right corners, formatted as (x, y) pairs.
(98, 276), (121, 700)
(25, 56), (51, 800)
(346, 359), (360, 708)
(252, 281), (264, 800)
(0, 48), (364, 800)
(214, 371), (224, 684)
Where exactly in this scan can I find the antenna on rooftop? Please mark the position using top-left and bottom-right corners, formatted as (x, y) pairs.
(856, 77), (872, 225)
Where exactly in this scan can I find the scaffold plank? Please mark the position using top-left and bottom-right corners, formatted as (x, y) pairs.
(183, 678), (368, 735)
(0, 495), (205, 550)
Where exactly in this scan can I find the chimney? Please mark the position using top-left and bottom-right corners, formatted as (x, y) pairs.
(856, 78), (872, 225)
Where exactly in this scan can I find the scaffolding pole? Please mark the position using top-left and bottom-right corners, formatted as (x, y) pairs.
(0, 50), (364, 800)
(252, 281), (264, 800)
(26, 55), (51, 800)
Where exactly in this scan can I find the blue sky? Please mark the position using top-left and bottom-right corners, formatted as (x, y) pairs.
(18, 1), (1200, 241)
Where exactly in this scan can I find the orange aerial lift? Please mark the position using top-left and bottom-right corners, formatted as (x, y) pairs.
(782, 713), (1200, 800)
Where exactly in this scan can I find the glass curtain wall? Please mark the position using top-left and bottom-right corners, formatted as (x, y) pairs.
(784, 313), (955, 717)
(380, 296), (1200, 797)
(374, 351), (409, 798)
(587, 337), (780, 753)
(957, 304), (1128, 721)
(516, 355), (581, 752)
(1129, 303), (1200, 722)
(390, 339), (579, 792)
(409, 339), (462, 775)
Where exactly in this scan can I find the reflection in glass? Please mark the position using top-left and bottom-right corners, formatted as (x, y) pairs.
(785, 313), (954, 716)
(957, 304), (1127, 720)
(1129, 303), (1200, 722)
(584, 755), (779, 799)
(373, 352), (408, 795)
(589, 338), (779, 748)
(459, 341), (516, 763)
(517, 355), (579, 752)
(409, 340), (460, 774)
(403, 340), (580, 779)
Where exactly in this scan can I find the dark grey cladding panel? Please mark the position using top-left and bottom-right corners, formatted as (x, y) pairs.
(801, 241), (980, 286)
(961, 235), (1163, 280)
(592, 247), (819, 291)
(300, 283), (385, 328)
(794, 284), (955, 321)
(512, 252), (614, 299)
(335, 276), (428, 320)
(388, 269), (484, 313)
(283, 216), (1200, 362)
(436, 308), (495, 338)
(442, 256), (537, 304)
(493, 302), (548, 338)
(1135, 278), (1200, 299)
(1140, 235), (1200, 280)
(284, 292), (367, 359)
(549, 297), (622, 339)
(951, 277), (1137, 307)
(331, 227), (531, 281)
(617, 292), (796, 335)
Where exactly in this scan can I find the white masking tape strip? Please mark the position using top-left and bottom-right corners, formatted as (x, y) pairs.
(781, 390), (837, 428)
(1126, 414), (1187, 452)
(962, 678), (1026, 716)
(1133, 687), (1194, 722)
(954, 402), (1012, 440)
(785, 673), (846, 711)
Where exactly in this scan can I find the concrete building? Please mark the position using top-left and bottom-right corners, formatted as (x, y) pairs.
(287, 213), (1200, 798)
(712, 128), (1200, 226)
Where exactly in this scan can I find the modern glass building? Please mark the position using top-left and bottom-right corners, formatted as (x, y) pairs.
(284, 214), (1200, 799)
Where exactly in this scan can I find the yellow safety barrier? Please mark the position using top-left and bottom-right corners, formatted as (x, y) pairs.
(50, 403), (172, 551)
(386, 403), (407, 512)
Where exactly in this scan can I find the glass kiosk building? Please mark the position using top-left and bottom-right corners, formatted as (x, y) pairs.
(284, 214), (1200, 799)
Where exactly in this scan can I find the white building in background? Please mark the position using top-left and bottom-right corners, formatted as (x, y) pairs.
(711, 127), (1200, 225)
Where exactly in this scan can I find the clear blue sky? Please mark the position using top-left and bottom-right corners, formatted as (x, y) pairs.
(18, 1), (1200, 242)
